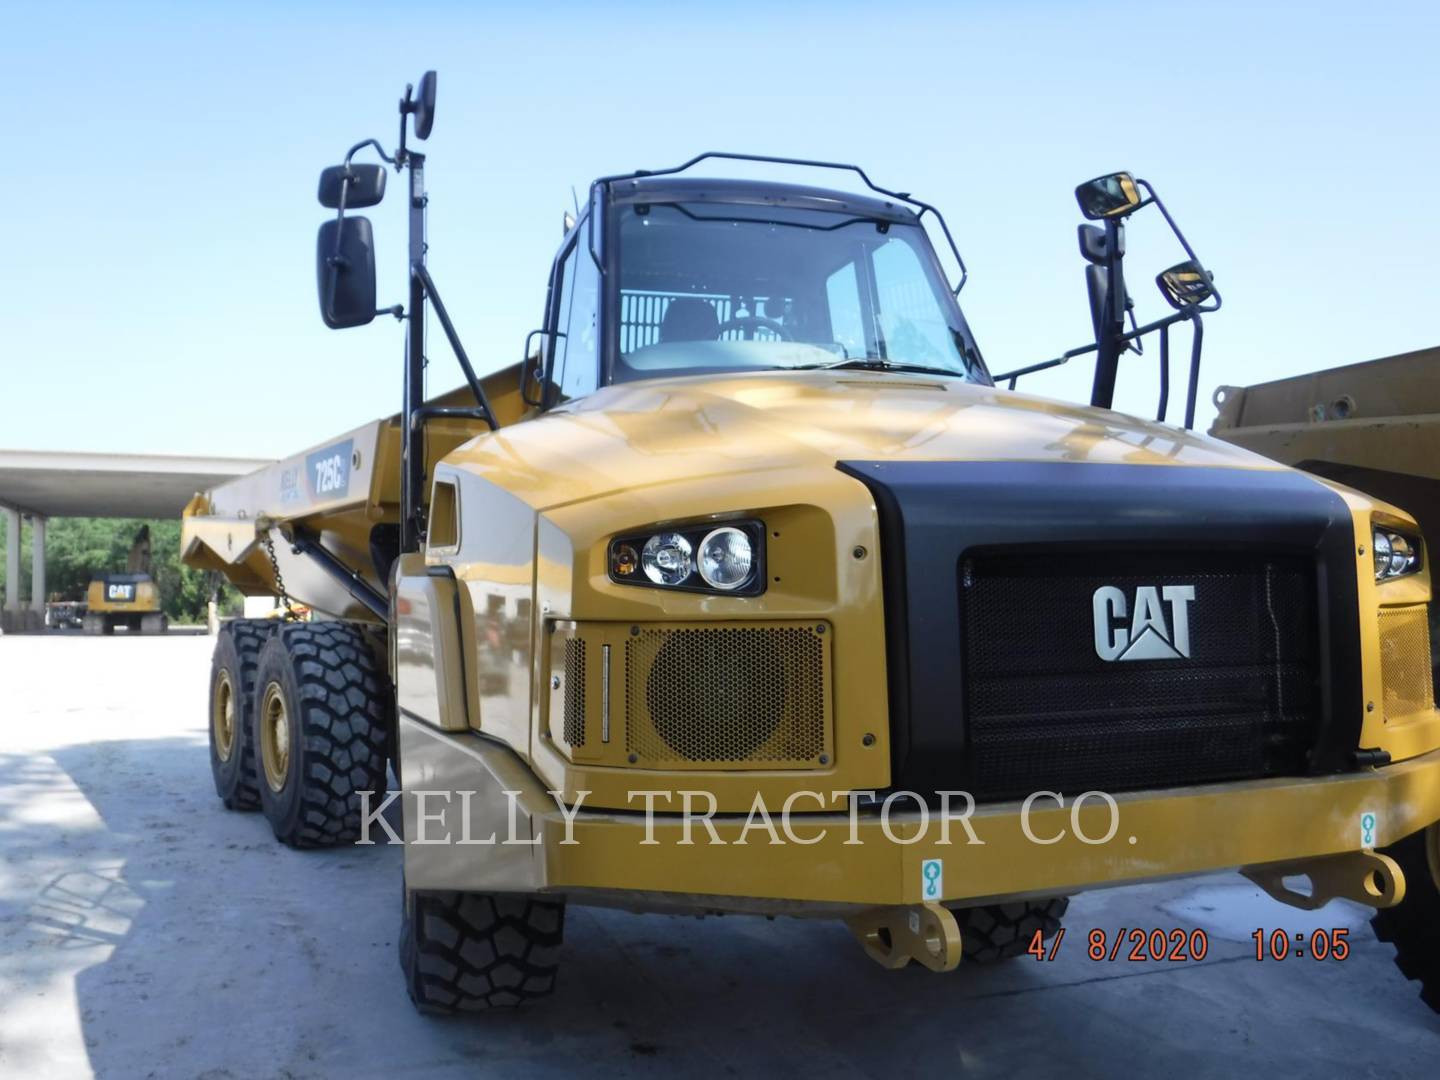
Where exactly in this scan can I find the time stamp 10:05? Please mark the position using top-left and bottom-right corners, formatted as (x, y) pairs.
(1023, 927), (1354, 963)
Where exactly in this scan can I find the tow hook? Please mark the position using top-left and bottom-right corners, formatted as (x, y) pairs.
(1242, 849), (1407, 911)
(846, 902), (963, 972)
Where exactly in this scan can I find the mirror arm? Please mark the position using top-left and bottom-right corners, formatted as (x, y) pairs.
(343, 137), (396, 169)
(1184, 314), (1205, 431)
(412, 263), (496, 431)
(1157, 323), (1171, 422)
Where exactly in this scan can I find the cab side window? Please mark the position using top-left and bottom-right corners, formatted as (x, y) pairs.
(553, 228), (601, 402)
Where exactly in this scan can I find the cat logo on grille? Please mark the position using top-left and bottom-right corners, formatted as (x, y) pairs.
(1092, 584), (1195, 661)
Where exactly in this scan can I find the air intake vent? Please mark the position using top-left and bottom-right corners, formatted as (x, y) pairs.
(563, 638), (586, 748)
(1379, 605), (1435, 723)
(624, 624), (830, 768)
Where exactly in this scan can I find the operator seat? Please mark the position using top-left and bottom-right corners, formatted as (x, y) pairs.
(659, 298), (719, 343)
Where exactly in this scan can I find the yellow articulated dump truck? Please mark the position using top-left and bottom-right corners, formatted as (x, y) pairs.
(184, 72), (1440, 1013)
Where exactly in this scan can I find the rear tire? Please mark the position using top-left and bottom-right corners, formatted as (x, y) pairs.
(1371, 823), (1440, 1013)
(400, 886), (565, 1013)
(252, 622), (391, 848)
(208, 619), (273, 811)
(952, 898), (1070, 963)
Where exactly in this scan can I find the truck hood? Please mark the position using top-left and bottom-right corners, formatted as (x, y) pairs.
(450, 369), (1286, 510)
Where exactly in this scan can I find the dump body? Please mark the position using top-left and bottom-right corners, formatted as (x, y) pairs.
(181, 368), (527, 620)
(1211, 345), (1440, 546)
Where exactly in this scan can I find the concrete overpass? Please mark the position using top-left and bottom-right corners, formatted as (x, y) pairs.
(0, 449), (271, 631)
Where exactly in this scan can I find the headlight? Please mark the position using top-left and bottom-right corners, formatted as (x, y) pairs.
(697, 527), (754, 590)
(609, 519), (765, 596)
(1373, 527), (1422, 581)
(641, 532), (693, 587)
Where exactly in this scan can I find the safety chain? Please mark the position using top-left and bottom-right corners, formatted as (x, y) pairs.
(261, 526), (299, 621)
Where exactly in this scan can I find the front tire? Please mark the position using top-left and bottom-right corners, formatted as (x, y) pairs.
(252, 622), (391, 848)
(208, 619), (273, 810)
(400, 887), (565, 1013)
(1371, 823), (1440, 1013)
(952, 898), (1070, 962)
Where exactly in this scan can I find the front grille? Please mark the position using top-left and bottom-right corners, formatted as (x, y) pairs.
(960, 550), (1321, 799)
(625, 625), (828, 767)
(1379, 605), (1434, 722)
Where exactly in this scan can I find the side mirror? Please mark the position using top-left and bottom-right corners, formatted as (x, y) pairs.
(316, 217), (377, 329)
(1157, 260), (1215, 309)
(318, 164), (387, 209)
(1075, 172), (1142, 220)
(412, 70), (437, 140)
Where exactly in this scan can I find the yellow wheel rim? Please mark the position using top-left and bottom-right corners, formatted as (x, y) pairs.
(259, 681), (292, 794)
(212, 670), (236, 762)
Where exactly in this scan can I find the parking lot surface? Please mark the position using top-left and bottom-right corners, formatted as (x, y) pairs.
(1, 633), (1436, 1078)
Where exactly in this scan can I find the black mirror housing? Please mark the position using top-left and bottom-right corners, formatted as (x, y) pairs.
(1076, 172), (1142, 220)
(413, 71), (437, 140)
(1157, 260), (1215, 309)
(317, 217), (377, 329)
(318, 164), (387, 209)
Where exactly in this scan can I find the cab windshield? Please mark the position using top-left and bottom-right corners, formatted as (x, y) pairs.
(612, 201), (986, 383)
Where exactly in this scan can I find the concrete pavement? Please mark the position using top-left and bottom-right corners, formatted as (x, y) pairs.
(0, 635), (1436, 1078)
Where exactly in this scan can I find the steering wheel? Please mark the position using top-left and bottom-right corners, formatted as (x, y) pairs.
(716, 316), (792, 342)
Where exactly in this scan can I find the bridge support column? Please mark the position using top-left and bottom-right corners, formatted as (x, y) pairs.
(30, 514), (46, 615)
(3, 506), (19, 614)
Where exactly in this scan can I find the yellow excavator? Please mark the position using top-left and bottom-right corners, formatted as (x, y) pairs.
(82, 524), (168, 635)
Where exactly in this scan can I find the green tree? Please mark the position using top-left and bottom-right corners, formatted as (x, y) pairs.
(0, 515), (241, 623)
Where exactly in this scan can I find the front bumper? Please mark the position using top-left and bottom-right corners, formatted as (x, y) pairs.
(398, 716), (1440, 909)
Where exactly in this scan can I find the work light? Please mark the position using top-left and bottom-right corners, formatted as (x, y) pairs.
(1373, 527), (1421, 581)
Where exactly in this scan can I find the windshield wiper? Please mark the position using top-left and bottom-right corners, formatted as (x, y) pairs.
(787, 357), (963, 378)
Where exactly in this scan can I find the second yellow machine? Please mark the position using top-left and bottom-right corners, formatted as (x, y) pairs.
(184, 73), (1440, 1013)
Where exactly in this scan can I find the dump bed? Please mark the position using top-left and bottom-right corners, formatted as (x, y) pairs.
(181, 365), (527, 620)
(1211, 345), (1440, 542)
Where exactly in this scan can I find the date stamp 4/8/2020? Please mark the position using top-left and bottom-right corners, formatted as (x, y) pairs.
(1025, 926), (1354, 963)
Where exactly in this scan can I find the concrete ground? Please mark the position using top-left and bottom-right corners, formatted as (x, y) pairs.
(0, 635), (1436, 1079)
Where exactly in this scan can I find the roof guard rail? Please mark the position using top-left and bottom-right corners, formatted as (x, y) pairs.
(591, 151), (969, 294)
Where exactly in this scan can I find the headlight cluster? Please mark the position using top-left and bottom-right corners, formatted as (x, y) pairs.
(1373, 527), (1422, 581)
(609, 520), (765, 596)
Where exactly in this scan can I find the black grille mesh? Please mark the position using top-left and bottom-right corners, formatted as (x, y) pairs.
(960, 551), (1320, 799)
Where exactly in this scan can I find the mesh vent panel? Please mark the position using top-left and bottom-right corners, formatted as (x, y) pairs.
(1379, 606), (1435, 721)
(563, 638), (586, 748)
(960, 551), (1321, 799)
(625, 627), (826, 766)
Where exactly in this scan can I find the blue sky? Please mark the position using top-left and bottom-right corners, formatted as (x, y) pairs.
(3, 1), (1436, 459)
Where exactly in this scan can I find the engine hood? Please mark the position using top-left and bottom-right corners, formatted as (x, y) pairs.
(447, 369), (1288, 511)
